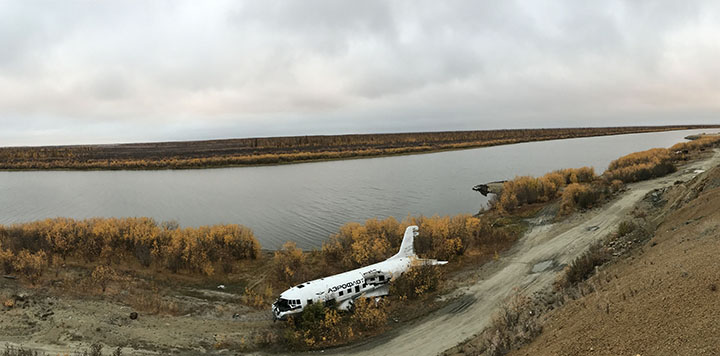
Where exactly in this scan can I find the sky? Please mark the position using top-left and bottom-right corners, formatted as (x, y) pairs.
(1, 1), (720, 146)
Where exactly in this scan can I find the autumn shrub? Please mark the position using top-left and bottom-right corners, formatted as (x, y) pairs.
(12, 250), (48, 284)
(604, 148), (676, 183)
(560, 244), (610, 288)
(617, 220), (636, 237)
(557, 167), (597, 184)
(322, 217), (403, 270)
(477, 294), (542, 356)
(0, 218), (261, 277)
(498, 167), (596, 213)
(559, 183), (602, 215)
(91, 265), (118, 293)
(610, 179), (624, 193)
(464, 216), (518, 249)
(670, 134), (720, 152)
(272, 241), (307, 286)
(0, 241), (13, 274)
(284, 303), (354, 349)
(242, 284), (275, 309)
(390, 264), (443, 300)
(350, 297), (388, 331)
(411, 215), (475, 260)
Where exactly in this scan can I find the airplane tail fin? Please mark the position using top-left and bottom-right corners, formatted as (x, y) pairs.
(392, 225), (418, 259)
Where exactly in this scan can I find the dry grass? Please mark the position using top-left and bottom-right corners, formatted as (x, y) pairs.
(124, 289), (181, 316)
(465, 294), (543, 356)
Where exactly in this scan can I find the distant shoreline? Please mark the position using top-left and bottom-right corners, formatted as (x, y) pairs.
(1, 125), (719, 171)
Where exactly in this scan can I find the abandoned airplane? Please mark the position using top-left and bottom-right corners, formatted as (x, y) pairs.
(272, 225), (447, 320)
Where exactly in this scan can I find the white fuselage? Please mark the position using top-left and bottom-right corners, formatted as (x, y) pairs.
(272, 256), (413, 319)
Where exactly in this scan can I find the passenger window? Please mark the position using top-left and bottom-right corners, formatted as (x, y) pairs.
(307, 299), (313, 305)
(362, 283), (367, 288)
(347, 288), (351, 294)
(379, 275), (385, 281)
(339, 291), (344, 296)
(355, 286), (360, 293)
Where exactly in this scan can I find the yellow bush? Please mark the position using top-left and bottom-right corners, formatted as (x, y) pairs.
(2, 218), (261, 276)
(12, 250), (47, 284)
(350, 297), (387, 331)
(389, 264), (443, 300)
(559, 183), (601, 215)
(91, 265), (118, 293)
(497, 167), (597, 213)
(412, 215), (468, 260)
(322, 217), (402, 269)
(604, 148), (675, 183)
(242, 284), (274, 309)
(285, 303), (354, 349)
(272, 241), (306, 285)
(670, 135), (720, 152)
(0, 241), (13, 274)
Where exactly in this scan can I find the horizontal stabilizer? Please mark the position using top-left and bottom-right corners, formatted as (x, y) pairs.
(419, 259), (448, 266)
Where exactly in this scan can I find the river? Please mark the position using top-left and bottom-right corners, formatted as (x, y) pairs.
(1, 129), (717, 249)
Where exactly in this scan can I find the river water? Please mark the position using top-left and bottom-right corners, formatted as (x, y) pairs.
(1, 129), (717, 249)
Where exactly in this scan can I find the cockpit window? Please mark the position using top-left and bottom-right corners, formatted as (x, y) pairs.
(296, 285), (305, 288)
(275, 298), (292, 311)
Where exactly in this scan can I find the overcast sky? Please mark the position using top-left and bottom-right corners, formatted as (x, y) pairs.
(2, 1), (720, 146)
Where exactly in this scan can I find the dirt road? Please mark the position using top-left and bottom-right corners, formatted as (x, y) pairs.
(329, 150), (720, 356)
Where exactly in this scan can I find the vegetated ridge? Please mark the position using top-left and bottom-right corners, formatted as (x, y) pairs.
(1, 125), (718, 170)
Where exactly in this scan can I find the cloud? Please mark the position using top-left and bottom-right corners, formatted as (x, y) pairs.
(1, 0), (720, 146)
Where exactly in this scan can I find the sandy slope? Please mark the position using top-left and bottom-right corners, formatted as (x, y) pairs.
(509, 160), (720, 356)
(327, 150), (720, 356)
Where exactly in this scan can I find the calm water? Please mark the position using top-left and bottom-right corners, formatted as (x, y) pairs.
(1, 129), (717, 249)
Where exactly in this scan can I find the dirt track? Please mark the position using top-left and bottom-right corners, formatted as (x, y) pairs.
(326, 150), (720, 356)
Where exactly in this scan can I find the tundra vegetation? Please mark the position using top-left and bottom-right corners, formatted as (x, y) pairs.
(1, 125), (715, 170)
(1, 134), (718, 352)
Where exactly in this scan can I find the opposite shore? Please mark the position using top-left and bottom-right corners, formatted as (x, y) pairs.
(2, 125), (718, 170)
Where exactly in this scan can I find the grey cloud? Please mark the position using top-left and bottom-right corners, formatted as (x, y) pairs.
(1, 1), (720, 146)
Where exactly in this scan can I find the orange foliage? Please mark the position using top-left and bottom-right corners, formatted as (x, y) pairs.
(0, 241), (14, 274)
(272, 241), (307, 286)
(91, 265), (118, 293)
(322, 217), (403, 270)
(559, 183), (601, 215)
(350, 297), (388, 331)
(498, 167), (596, 213)
(604, 148), (675, 183)
(12, 250), (47, 284)
(0, 218), (260, 278)
(670, 134), (720, 152)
